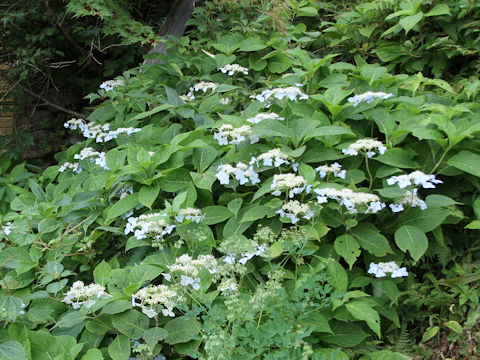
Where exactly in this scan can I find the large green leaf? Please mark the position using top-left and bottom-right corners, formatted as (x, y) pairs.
(322, 322), (368, 347)
(93, 260), (112, 286)
(398, 207), (449, 232)
(394, 225), (428, 262)
(351, 224), (393, 257)
(334, 234), (361, 270)
(202, 206), (233, 225)
(193, 144), (217, 173)
(158, 168), (191, 192)
(107, 193), (139, 221)
(107, 335), (130, 360)
(324, 258), (348, 293)
(447, 151), (480, 177)
(346, 300), (381, 337)
(0, 341), (26, 360)
(111, 309), (149, 340)
(164, 318), (202, 344)
(399, 12), (423, 34)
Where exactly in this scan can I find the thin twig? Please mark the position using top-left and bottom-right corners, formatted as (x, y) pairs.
(4, 73), (86, 118)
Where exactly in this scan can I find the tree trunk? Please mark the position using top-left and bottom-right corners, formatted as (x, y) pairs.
(143, 0), (200, 65)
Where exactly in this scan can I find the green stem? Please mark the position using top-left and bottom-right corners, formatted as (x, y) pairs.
(365, 153), (373, 190)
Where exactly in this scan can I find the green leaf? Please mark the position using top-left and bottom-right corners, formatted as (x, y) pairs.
(322, 322), (368, 347)
(421, 326), (440, 343)
(237, 37), (267, 52)
(164, 318), (202, 344)
(107, 193), (139, 221)
(306, 126), (353, 141)
(249, 54), (267, 71)
(240, 205), (271, 223)
(398, 207), (449, 232)
(138, 184), (160, 209)
(193, 144), (217, 173)
(253, 119), (293, 139)
(346, 300), (381, 337)
(447, 151), (480, 177)
(334, 235), (361, 270)
(324, 258), (348, 293)
(0, 297), (24, 322)
(143, 327), (168, 351)
(158, 168), (191, 192)
(190, 171), (216, 191)
(375, 148), (418, 168)
(80, 349), (103, 360)
(107, 335), (130, 360)
(202, 206), (233, 225)
(297, 6), (317, 17)
(268, 54), (291, 73)
(165, 86), (184, 107)
(130, 104), (172, 121)
(268, 242), (284, 259)
(425, 4), (450, 17)
(0, 341), (26, 360)
(128, 264), (163, 286)
(54, 311), (87, 329)
(29, 180), (47, 202)
(38, 218), (59, 234)
(444, 320), (463, 334)
(399, 12), (423, 34)
(425, 194), (459, 207)
(302, 313), (333, 333)
(351, 224), (393, 257)
(94, 260), (112, 286)
(394, 225), (428, 262)
(101, 300), (131, 315)
(111, 309), (149, 340)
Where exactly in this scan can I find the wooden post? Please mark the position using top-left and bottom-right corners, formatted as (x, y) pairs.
(0, 64), (15, 136)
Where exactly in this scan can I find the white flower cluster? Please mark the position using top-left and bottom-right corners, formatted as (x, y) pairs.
(219, 97), (230, 105)
(387, 171), (443, 189)
(175, 208), (205, 223)
(271, 174), (310, 198)
(368, 262), (408, 278)
(219, 63), (248, 75)
(62, 281), (111, 309)
(119, 186), (134, 200)
(124, 213), (176, 242)
(276, 200), (314, 224)
(99, 79), (124, 92)
(223, 242), (267, 266)
(315, 188), (385, 214)
(167, 254), (217, 278)
(215, 163), (260, 186)
(315, 162), (346, 179)
(186, 81), (218, 100)
(132, 285), (179, 318)
(252, 86), (309, 103)
(250, 148), (291, 168)
(59, 161), (82, 174)
(246, 112), (284, 124)
(389, 188), (427, 212)
(2, 222), (13, 236)
(342, 139), (387, 158)
(348, 91), (394, 107)
(213, 124), (258, 145)
(64, 118), (141, 143)
(218, 278), (238, 292)
(74, 147), (108, 170)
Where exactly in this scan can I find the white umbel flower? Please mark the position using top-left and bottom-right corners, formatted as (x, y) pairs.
(250, 148), (291, 168)
(58, 162), (82, 174)
(186, 81), (218, 100)
(271, 174), (310, 198)
(386, 171), (443, 189)
(314, 187), (384, 214)
(215, 163), (260, 186)
(342, 139), (387, 158)
(389, 188), (427, 212)
(276, 200), (314, 224)
(348, 91), (394, 107)
(315, 162), (346, 179)
(99, 79), (124, 92)
(62, 281), (111, 309)
(252, 86), (309, 103)
(213, 124), (258, 145)
(64, 118), (140, 143)
(368, 262), (408, 278)
(167, 254), (217, 278)
(246, 112), (284, 124)
(132, 285), (179, 318)
(219, 63), (248, 75)
(175, 208), (205, 223)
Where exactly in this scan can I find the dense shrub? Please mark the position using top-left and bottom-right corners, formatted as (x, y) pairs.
(1, 1), (479, 359)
